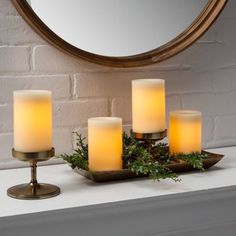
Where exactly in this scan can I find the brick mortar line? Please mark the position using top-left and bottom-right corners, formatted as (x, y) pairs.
(0, 45), (30, 48)
(0, 74), (71, 78)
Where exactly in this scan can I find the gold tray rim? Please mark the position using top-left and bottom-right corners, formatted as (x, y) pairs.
(74, 150), (224, 182)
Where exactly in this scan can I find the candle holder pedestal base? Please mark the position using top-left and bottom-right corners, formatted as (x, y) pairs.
(7, 183), (60, 200)
(7, 148), (60, 200)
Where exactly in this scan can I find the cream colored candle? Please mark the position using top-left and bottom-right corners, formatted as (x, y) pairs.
(169, 110), (202, 154)
(14, 90), (52, 152)
(132, 79), (166, 133)
(88, 117), (122, 171)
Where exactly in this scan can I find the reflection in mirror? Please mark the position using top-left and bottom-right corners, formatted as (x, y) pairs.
(26, 0), (208, 57)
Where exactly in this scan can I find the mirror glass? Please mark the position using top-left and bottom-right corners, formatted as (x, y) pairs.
(27, 0), (208, 57)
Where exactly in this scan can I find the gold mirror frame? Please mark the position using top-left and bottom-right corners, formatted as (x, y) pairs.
(12, 0), (227, 68)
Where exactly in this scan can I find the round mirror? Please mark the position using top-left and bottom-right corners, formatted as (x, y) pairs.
(13, 0), (227, 67)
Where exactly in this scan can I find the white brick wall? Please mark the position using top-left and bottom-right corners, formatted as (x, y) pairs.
(0, 0), (235, 168)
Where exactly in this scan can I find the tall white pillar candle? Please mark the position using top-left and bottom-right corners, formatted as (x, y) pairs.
(88, 117), (122, 171)
(132, 79), (166, 133)
(14, 90), (52, 152)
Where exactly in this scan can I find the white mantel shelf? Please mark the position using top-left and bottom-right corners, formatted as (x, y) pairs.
(1, 147), (236, 236)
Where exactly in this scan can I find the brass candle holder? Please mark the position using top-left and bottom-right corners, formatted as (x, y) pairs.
(131, 129), (167, 152)
(7, 148), (60, 200)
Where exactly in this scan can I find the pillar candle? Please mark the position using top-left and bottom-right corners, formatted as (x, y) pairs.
(169, 110), (202, 154)
(14, 90), (52, 152)
(132, 79), (166, 133)
(88, 117), (122, 171)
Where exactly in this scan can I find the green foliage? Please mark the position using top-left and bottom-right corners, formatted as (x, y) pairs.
(58, 133), (88, 171)
(172, 152), (208, 171)
(122, 133), (180, 182)
(57, 132), (208, 182)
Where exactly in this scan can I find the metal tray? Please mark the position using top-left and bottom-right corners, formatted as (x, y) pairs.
(75, 151), (224, 182)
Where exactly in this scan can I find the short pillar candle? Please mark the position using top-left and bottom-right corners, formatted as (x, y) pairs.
(132, 79), (166, 133)
(88, 117), (123, 171)
(169, 110), (202, 154)
(14, 90), (52, 153)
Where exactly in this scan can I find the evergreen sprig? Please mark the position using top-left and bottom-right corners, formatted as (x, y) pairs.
(59, 133), (88, 170)
(172, 152), (208, 171)
(58, 132), (208, 182)
(122, 133), (180, 181)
